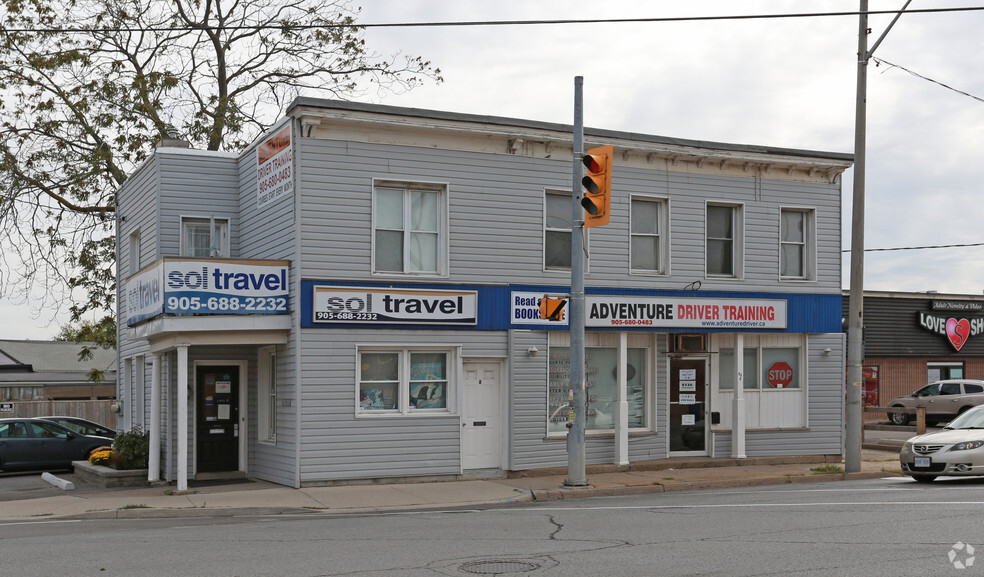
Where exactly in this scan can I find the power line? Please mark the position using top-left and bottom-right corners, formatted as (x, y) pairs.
(842, 242), (984, 253)
(3, 6), (984, 34)
(873, 56), (984, 104)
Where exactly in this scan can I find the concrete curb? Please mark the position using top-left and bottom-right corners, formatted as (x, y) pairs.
(527, 470), (901, 502)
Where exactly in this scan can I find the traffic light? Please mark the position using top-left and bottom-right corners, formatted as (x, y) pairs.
(581, 144), (613, 228)
(539, 296), (567, 322)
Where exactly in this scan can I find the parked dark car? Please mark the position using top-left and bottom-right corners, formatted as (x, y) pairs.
(0, 418), (113, 472)
(38, 416), (118, 439)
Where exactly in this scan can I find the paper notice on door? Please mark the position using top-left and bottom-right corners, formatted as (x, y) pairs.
(216, 381), (232, 393)
(679, 369), (696, 380)
(679, 380), (697, 391)
(679, 393), (696, 405)
(681, 414), (696, 426)
(218, 404), (231, 420)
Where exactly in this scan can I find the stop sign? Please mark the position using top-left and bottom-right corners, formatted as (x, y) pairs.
(767, 361), (794, 388)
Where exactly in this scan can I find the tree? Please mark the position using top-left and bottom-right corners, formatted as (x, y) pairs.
(0, 0), (441, 346)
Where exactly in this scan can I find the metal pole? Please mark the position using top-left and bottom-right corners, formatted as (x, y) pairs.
(845, 0), (868, 475)
(566, 76), (587, 486)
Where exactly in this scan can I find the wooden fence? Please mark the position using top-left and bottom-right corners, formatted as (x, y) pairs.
(0, 400), (118, 429)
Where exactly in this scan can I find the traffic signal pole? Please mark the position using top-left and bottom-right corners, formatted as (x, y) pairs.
(566, 76), (588, 486)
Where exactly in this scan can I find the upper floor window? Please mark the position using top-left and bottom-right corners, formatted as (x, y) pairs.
(544, 190), (572, 270)
(780, 208), (815, 280)
(181, 217), (229, 258)
(706, 203), (742, 277)
(128, 229), (141, 273)
(630, 196), (667, 274)
(373, 184), (445, 275)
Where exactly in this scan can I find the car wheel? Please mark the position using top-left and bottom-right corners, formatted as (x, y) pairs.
(910, 474), (937, 483)
(888, 409), (910, 426)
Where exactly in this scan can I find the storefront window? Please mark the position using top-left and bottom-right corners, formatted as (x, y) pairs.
(409, 352), (447, 410)
(548, 346), (647, 434)
(928, 362), (963, 382)
(761, 348), (799, 389)
(718, 348), (759, 390)
(359, 352), (399, 411)
(359, 350), (450, 414)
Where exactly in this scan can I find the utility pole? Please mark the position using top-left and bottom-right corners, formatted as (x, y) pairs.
(566, 76), (588, 486)
(846, 0), (910, 472)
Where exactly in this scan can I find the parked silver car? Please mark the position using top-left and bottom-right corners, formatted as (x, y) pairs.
(886, 379), (984, 426)
(900, 404), (984, 482)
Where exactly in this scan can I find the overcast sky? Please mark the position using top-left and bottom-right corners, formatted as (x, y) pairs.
(5, 0), (984, 340)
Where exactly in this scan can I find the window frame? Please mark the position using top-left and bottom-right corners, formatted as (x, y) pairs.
(704, 202), (744, 279)
(371, 180), (449, 277)
(180, 216), (230, 258)
(629, 195), (669, 275)
(543, 189), (573, 271)
(356, 346), (457, 417)
(779, 206), (816, 281)
(128, 229), (141, 274)
(546, 332), (654, 437)
(258, 346), (277, 444)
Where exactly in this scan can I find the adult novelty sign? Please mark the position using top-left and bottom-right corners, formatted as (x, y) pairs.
(510, 291), (786, 329)
(257, 124), (292, 209)
(126, 259), (289, 325)
(313, 286), (477, 325)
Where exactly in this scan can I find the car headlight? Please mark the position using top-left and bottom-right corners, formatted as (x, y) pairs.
(950, 440), (984, 452)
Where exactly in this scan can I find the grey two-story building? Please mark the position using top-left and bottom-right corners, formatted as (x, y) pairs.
(116, 98), (853, 489)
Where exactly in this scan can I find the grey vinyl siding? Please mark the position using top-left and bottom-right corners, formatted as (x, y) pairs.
(116, 158), (159, 432)
(297, 329), (506, 482)
(711, 334), (845, 457)
(156, 151), (239, 258)
(235, 122), (299, 486)
(295, 138), (841, 296)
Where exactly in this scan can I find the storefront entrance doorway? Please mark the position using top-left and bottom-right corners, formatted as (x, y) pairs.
(196, 365), (240, 473)
(669, 357), (707, 454)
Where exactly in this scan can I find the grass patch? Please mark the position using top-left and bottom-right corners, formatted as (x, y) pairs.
(120, 504), (150, 509)
(809, 465), (844, 474)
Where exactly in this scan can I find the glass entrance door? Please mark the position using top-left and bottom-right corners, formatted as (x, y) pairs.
(669, 357), (707, 453)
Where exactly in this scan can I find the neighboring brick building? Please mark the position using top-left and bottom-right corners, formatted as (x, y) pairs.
(844, 291), (984, 407)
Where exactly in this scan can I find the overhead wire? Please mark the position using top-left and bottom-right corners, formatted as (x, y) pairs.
(2, 6), (984, 34)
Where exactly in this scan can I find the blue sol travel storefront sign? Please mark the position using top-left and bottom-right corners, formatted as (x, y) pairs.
(126, 258), (290, 326)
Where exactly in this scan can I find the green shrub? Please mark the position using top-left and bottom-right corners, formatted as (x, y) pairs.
(112, 427), (150, 470)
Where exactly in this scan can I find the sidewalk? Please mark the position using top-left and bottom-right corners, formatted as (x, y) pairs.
(0, 449), (904, 522)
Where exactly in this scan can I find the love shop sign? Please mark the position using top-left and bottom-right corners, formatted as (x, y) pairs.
(918, 312), (984, 351)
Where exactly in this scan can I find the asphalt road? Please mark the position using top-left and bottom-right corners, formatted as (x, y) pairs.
(1, 475), (982, 577)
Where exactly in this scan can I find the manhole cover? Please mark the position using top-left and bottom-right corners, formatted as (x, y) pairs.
(459, 560), (541, 574)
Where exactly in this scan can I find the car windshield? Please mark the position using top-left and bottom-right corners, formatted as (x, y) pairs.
(946, 409), (984, 429)
(914, 384), (939, 397)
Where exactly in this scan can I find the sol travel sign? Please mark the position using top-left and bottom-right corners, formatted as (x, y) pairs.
(918, 312), (984, 351)
(312, 286), (478, 325)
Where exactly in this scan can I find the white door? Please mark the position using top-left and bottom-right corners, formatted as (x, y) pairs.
(461, 362), (502, 470)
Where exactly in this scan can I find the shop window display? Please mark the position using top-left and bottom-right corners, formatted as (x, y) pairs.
(548, 346), (647, 434)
